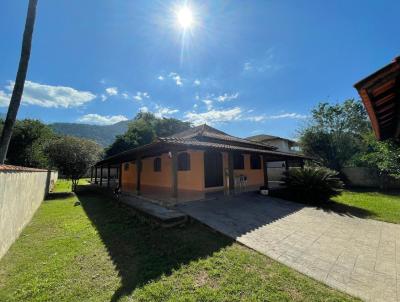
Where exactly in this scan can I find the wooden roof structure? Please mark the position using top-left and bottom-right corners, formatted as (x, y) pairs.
(96, 124), (310, 166)
(354, 56), (400, 141)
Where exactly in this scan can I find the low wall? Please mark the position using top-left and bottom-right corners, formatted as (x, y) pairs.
(0, 166), (58, 259)
(342, 167), (400, 189)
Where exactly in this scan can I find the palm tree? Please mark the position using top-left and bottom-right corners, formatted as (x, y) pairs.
(0, 0), (38, 164)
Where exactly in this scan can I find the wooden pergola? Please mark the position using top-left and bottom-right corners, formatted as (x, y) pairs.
(354, 56), (400, 141)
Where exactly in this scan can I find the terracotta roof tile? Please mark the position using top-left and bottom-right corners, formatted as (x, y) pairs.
(164, 124), (277, 150)
(0, 164), (48, 172)
(159, 137), (309, 159)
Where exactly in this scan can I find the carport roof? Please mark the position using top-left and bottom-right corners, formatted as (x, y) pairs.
(354, 56), (400, 141)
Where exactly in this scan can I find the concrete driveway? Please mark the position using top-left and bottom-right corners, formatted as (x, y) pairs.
(177, 193), (400, 302)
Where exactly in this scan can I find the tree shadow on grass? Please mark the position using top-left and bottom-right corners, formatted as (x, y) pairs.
(76, 190), (233, 302)
(316, 200), (375, 219)
(45, 192), (75, 200)
(270, 189), (375, 219)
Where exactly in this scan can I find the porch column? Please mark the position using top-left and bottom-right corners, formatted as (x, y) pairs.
(94, 166), (98, 184)
(100, 166), (103, 186)
(136, 157), (142, 195)
(118, 163), (122, 188)
(90, 166), (93, 183)
(262, 155), (269, 189)
(171, 151), (178, 199)
(107, 165), (111, 188)
(228, 152), (235, 194)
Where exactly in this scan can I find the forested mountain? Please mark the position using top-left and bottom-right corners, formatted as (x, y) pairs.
(50, 120), (130, 147)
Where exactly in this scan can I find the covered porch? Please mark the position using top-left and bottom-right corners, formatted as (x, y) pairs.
(92, 140), (307, 205)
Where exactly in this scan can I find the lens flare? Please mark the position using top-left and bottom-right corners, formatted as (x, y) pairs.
(176, 6), (193, 29)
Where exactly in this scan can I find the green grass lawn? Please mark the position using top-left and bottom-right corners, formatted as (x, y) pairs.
(0, 181), (358, 302)
(53, 178), (90, 192)
(332, 189), (400, 224)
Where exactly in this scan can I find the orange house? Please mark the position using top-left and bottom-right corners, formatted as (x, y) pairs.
(93, 125), (307, 202)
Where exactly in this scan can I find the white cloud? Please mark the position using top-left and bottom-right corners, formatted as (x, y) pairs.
(157, 75), (164, 81)
(154, 104), (179, 118)
(184, 104), (307, 126)
(133, 91), (150, 101)
(246, 112), (308, 122)
(193, 79), (201, 86)
(100, 94), (107, 102)
(105, 87), (118, 96)
(78, 114), (128, 125)
(243, 48), (283, 74)
(195, 92), (239, 106)
(0, 81), (96, 108)
(244, 62), (252, 71)
(0, 90), (10, 107)
(168, 72), (183, 86)
(184, 107), (243, 125)
(246, 115), (266, 122)
(215, 92), (239, 102)
(202, 99), (213, 110)
(269, 113), (308, 119)
(121, 92), (129, 99)
(139, 106), (149, 113)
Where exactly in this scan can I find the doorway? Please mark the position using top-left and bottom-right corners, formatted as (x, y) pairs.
(204, 151), (223, 188)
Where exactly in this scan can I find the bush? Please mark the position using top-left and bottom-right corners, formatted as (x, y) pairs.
(277, 167), (344, 204)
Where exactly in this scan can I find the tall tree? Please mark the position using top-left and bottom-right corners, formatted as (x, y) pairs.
(105, 113), (191, 157)
(0, 0), (38, 163)
(46, 136), (103, 191)
(354, 132), (400, 183)
(5, 119), (55, 168)
(299, 99), (370, 171)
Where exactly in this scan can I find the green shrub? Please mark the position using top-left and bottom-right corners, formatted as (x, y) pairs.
(279, 167), (344, 204)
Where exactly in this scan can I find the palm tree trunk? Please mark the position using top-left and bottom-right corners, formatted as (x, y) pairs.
(0, 0), (38, 164)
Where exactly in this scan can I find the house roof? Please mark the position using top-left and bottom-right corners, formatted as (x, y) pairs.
(354, 56), (400, 140)
(158, 137), (306, 158)
(246, 134), (298, 145)
(165, 124), (277, 150)
(96, 124), (310, 166)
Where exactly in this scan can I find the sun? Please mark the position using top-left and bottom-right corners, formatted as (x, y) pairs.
(176, 6), (193, 29)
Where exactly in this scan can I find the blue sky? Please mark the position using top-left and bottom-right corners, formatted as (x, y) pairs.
(1, 0), (399, 139)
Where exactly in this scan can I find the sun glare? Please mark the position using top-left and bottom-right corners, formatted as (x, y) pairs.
(176, 6), (193, 29)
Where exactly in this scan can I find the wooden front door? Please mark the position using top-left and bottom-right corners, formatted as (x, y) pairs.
(204, 151), (223, 188)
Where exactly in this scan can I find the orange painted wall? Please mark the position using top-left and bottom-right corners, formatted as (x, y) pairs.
(141, 153), (172, 188)
(178, 150), (204, 191)
(233, 154), (264, 186)
(121, 162), (137, 192)
(121, 150), (205, 192)
(120, 150), (264, 192)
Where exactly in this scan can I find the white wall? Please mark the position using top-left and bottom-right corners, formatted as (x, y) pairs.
(0, 169), (58, 259)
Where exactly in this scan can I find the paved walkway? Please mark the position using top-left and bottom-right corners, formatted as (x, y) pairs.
(177, 194), (400, 302)
(119, 194), (188, 227)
